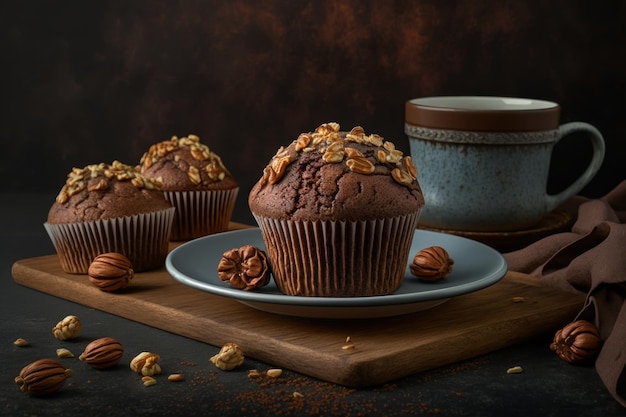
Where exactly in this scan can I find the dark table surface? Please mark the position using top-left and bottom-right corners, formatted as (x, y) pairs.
(1, 193), (624, 417)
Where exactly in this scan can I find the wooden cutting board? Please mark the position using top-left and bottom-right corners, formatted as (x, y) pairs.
(11, 231), (585, 387)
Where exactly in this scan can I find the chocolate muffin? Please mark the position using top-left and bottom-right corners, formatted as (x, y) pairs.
(45, 161), (175, 273)
(139, 134), (239, 240)
(248, 122), (424, 297)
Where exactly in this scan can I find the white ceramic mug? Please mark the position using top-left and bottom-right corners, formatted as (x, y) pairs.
(405, 96), (605, 232)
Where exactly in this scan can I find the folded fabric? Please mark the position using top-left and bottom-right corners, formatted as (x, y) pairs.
(504, 180), (626, 408)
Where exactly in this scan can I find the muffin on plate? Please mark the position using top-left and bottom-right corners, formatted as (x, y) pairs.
(139, 134), (239, 240)
(248, 122), (424, 297)
(45, 161), (175, 273)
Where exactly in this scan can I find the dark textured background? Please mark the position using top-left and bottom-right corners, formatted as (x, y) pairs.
(2, 1), (625, 224)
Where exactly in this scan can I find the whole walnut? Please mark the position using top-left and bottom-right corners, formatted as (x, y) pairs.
(15, 359), (72, 396)
(550, 320), (602, 363)
(410, 246), (454, 282)
(88, 252), (134, 291)
(217, 245), (271, 291)
(79, 337), (124, 369)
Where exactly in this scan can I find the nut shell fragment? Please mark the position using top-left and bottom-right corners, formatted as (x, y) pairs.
(15, 358), (72, 396)
(410, 246), (454, 282)
(210, 343), (244, 371)
(79, 337), (124, 369)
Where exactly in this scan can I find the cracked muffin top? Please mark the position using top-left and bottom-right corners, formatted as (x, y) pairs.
(248, 122), (424, 221)
(47, 161), (172, 224)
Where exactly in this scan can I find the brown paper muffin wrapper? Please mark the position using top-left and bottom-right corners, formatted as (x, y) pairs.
(44, 207), (175, 274)
(164, 188), (239, 241)
(253, 211), (421, 297)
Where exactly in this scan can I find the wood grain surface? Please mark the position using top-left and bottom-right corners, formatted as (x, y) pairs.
(12, 244), (584, 387)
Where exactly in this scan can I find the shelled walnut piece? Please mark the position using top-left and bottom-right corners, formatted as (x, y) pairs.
(15, 359), (72, 396)
(88, 252), (134, 292)
(550, 320), (602, 363)
(79, 337), (124, 369)
(217, 245), (271, 291)
(410, 246), (454, 282)
(52, 315), (82, 340)
(210, 343), (245, 371)
(130, 352), (162, 376)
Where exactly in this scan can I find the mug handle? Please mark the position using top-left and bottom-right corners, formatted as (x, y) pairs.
(546, 121), (606, 212)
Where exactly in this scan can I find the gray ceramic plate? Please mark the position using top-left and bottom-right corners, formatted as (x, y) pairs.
(166, 228), (508, 319)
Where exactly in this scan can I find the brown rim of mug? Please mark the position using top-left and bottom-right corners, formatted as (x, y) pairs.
(405, 96), (561, 132)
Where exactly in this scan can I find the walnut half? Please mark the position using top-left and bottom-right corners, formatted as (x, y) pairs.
(52, 315), (82, 340)
(130, 352), (162, 376)
(210, 343), (245, 371)
(217, 245), (271, 291)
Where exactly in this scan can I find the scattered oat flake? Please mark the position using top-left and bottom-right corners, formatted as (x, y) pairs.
(248, 369), (262, 379)
(266, 369), (283, 378)
(142, 376), (157, 386)
(507, 366), (524, 374)
(13, 338), (29, 347)
(56, 347), (74, 358)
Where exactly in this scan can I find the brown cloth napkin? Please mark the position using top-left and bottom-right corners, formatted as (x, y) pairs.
(504, 180), (626, 408)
